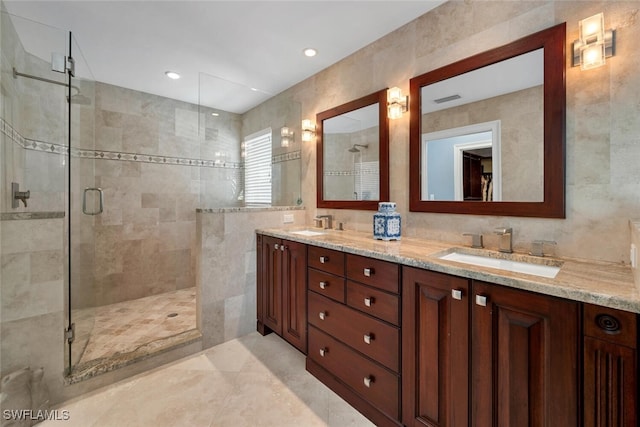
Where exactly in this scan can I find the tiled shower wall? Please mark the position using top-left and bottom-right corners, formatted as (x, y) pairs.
(85, 82), (243, 307)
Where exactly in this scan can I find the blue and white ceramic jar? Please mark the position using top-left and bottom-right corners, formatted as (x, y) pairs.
(373, 202), (401, 241)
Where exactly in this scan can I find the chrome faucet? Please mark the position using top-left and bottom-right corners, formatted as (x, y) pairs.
(314, 215), (333, 230)
(495, 227), (513, 253)
(530, 240), (556, 257)
(11, 182), (30, 208)
(463, 233), (484, 249)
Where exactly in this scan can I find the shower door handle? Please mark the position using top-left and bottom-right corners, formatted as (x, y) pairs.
(82, 187), (103, 215)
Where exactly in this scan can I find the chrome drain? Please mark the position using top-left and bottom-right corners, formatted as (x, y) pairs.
(167, 312), (178, 318)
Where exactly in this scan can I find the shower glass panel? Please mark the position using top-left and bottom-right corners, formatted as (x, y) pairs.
(67, 33), (97, 374)
(198, 72), (302, 207)
(0, 12), (71, 384)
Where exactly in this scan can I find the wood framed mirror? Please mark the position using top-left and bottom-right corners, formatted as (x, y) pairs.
(409, 23), (566, 218)
(317, 89), (389, 210)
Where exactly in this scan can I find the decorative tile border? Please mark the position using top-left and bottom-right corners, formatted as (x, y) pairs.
(2, 118), (302, 169)
(1, 117), (254, 170)
(273, 150), (301, 164)
(324, 167), (379, 176)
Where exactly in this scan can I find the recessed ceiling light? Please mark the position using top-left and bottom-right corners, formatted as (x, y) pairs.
(303, 48), (317, 57)
(211, 112), (219, 117)
(165, 71), (180, 80)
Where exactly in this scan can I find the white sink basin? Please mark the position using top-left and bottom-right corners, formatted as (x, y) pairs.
(439, 251), (561, 279)
(290, 229), (326, 237)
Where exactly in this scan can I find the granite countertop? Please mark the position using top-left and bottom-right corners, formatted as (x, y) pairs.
(257, 227), (640, 314)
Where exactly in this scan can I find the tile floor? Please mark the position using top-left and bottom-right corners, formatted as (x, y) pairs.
(41, 332), (375, 427)
(72, 288), (196, 365)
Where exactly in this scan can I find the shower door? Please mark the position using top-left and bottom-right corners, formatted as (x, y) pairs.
(66, 32), (98, 374)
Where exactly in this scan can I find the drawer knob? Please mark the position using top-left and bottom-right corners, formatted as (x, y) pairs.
(363, 376), (374, 388)
(319, 281), (328, 290)
(363, 267), (375, 277)
(364, 333), (374, 344)
(319, 311), (327, 320)
(364, 297), (374, 307)
(274, 243), (279, 250)
(476, 295), (488, 307)
(596, 314), (621, 334)
(452, 289), (463, 300)
(319, 347), (327, 357)
(281, 245), (285, 252)
(320, 256), (329, 264)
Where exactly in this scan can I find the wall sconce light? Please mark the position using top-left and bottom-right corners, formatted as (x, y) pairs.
(280, 126), (294, 147)
(301, 119), (315, 142)
(572, 12), (615, 70)
(387, 87), (408, 119)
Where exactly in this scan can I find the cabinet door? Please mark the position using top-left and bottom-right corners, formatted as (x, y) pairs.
(583, 304), (638, 427)
(402, 267), (470, 427)
(261, 236), (282, 335)
(471, 281), (578, 427)
(282, 240), (307, 353)
(583, 337), (637, 427)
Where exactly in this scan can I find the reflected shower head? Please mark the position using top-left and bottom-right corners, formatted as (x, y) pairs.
(348, 144), (369, 153)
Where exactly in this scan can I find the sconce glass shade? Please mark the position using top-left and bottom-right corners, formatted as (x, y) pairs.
(388, 87), (403, 104)
(581, 42), (606, 70)
(301, 119), (315, 142)
(579, 13), (605, 44)
(388, 103), (404, 120)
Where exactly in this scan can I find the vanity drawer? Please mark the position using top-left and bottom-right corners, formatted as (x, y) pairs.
(346, 254), (399, 294)
(346, 281), (399, 326)
(308, 326), (399, 420)
(584, 303), (637, 348)
(308, 246), (345, 276)
(308, 268), (345, 303)
(308, 291), (399, 372)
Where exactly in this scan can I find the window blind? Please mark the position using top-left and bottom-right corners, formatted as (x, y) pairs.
(244, 129), (272, 204)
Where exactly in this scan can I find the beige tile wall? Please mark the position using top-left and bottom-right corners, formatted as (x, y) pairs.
(242, 0), (640, 265)
(196, 208), (305, 348)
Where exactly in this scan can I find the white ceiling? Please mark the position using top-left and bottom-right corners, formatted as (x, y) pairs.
(4, 1), (446, 114)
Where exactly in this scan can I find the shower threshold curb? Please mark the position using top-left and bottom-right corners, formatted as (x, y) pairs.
(64, 329), (202, 385)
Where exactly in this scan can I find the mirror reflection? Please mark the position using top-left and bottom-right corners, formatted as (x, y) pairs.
(409, 23), (566, 218)
(323, 103), (380, 201)
(421, 49), (543, 202)
(317, 89), (389, 210)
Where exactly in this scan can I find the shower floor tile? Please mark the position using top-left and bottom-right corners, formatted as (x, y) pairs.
(72, 288), (196, 364)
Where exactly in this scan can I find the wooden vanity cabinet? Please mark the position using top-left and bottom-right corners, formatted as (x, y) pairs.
(582, 303), (638, 427)
(256, 234), (307, 353)
(402, 267), (579, 427)
(307, 252), (401, 427)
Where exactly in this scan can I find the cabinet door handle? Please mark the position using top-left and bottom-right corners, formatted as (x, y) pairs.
(364, 297), (374, 307)
(363, 268), (374, 277)
(320, 256), (329, 264)
(319, 281), (328, 290)
(281, 245), (285, 252)
(476, 295), (488, 306)
(274, 243), (279, 250)
(319, 311), (327, 320)
(363, 376), (373, 388)
(364, 333), (373, 344)
(452, 289), (463, 300)
(319, 347), (327, 357)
